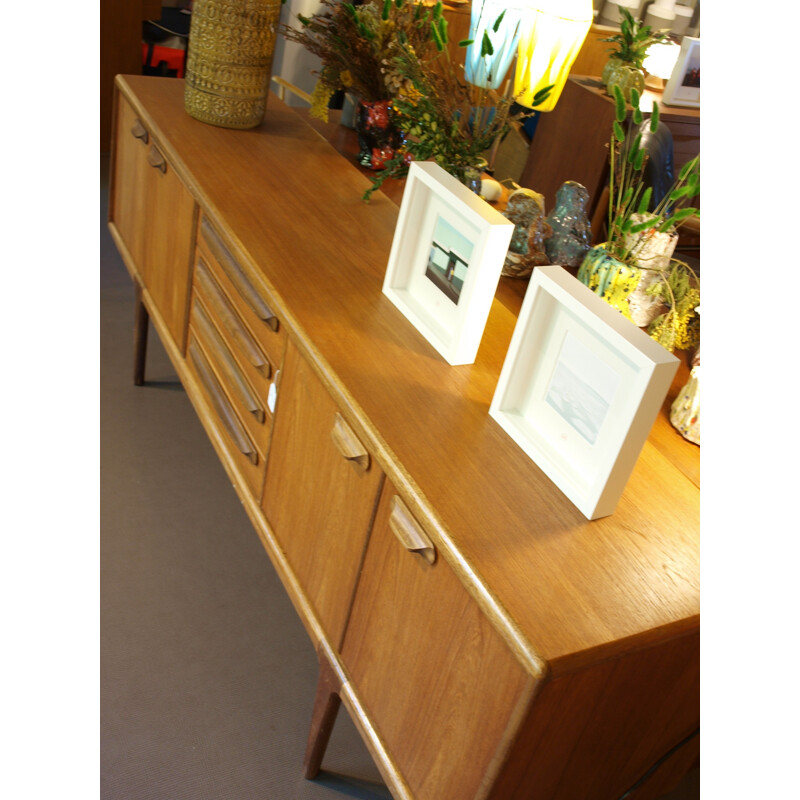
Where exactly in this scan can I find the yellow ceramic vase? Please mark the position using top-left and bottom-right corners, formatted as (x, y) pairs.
(184, 0), (281, 129)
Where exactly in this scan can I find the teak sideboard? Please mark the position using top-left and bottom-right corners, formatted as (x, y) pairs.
(108, 75), (700, 800)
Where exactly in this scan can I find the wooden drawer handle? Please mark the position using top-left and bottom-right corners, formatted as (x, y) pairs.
(192, 300), (266, 424)
(147, 145), (167, 174)
(389, 496), (436, 565)
(131, 119), (148, 144)
(330, 413), (370, 472)
(188, 339), (259, 465)
(195, 258), (271, 378)
(200, 217), (279, 331)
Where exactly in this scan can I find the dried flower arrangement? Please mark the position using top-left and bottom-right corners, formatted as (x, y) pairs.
(280, 0), (439, 121)
(362, 3), (553, 200)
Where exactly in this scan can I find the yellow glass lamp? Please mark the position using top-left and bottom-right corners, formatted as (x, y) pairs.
(513, 0), (593, 111)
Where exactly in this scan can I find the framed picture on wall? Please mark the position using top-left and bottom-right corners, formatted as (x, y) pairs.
(662, 36), (700, 108)
(382, 161), (514, 366)
(489, 266), (679, 520)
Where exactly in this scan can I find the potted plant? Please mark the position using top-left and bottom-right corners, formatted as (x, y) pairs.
(280, 0), (438, 168)
(600, 7), (670, 102)
(577, 83), (700, 353)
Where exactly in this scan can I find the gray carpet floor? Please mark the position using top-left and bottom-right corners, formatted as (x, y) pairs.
(100, 154), (391, 800)
(100, 152), (698, 800)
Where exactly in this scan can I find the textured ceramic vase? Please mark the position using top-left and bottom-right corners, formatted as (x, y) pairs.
(355, 100), (405, 170)
(544, 181), (591, 268)
(184, 0), (281, 129)
(623, 214), (679, 326)
(577, 244), (640, 318)
(501, 189), (552, 279)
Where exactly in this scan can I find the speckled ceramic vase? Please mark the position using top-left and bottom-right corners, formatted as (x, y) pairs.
(670, 365), (700, 445)
(623, 216), (679, 327)
(577, 245), (641, 319)
(184, 0), (281, 129)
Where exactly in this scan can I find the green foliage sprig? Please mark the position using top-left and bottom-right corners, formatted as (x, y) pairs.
(601, 7), (670, 69)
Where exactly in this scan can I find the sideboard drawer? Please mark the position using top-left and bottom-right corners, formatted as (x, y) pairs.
(189, 292), (273, 464)
(186, 332), (266, 498)
(197, 214), (287, 371)
(193, 253), (282, 400)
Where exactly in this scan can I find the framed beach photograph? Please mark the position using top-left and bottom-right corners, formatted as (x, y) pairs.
(662, 36), (700, 108)
(382, 161), (514, 365)
(489, 266), (679, 520)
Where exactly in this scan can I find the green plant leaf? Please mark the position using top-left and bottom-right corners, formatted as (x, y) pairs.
(613, 84), (626, 122)
(649, 101), (660, 132)
(629, 218), (658, 233)
(621, 186), (634, 207)
(637, 186), (653, 213)
(627, 133), (642, 163)
(382, 0), (391, 20)
(679, 156), (699, 180)
(633, 107), (643, 126)
(668, 207), (699, 224)
(431, 22), (444, 50)
(493, 10), (506, 32)
(531, 84), (555, 107)
(669, 185), (696, 200)
(630, 87), (641, 108)
(458, 39), (474, 47)
(634, 149), (645, 170)
(481, 30), (494, 57)
(438, 16), (448, 44)
(614, 120), (626, 143)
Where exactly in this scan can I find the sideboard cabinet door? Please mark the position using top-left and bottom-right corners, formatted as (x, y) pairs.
(111, 92), (196, 349)
(261, 340), (384, 648)
(341, 482), (531, 800)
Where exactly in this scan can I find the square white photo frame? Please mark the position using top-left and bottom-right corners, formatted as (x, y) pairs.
(382, 161), (514, 365)
(489, 266), (679, 520)
(662, 37), (700, 108)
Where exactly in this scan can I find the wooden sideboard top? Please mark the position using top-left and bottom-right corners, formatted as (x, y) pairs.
(115, 75), (699, 675)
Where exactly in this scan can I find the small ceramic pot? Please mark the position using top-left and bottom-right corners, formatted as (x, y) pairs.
(670, 365), (700, 445)
(577, 245), (641, 320)
(624, 216), (679, 327)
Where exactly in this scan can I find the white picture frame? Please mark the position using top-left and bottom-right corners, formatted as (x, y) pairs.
(662, 36), (700, 108)
(382, 161), (514, 365)
(489, 266), (679, 520)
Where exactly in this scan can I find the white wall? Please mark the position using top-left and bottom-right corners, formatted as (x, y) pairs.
(271, 0), (325, 106)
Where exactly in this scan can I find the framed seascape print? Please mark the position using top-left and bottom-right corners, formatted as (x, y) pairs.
(489, 266), (679, 520)
(662, 37), (700, 108)
(382, 161), (514, 365)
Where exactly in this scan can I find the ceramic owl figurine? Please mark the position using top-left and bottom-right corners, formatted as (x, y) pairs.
(544, 181), (591, 268)
(501, 188), (552, 279)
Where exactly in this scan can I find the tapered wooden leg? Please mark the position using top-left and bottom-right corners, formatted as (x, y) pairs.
(303, 649), (342, 780)
(133, 283), (149, 386)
